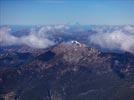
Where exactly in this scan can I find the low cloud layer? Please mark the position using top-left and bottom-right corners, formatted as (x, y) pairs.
(89, 26), (134, 54)
(0, 27), (55, 49)
(1, 25), (134, 53)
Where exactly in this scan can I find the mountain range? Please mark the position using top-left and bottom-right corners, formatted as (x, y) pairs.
(0, 41), (134, 100)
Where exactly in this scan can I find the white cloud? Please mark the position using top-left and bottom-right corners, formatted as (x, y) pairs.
(89, 29), (134, 54)
(0, 27), (19, 45)
(0, 26), (55, 49)
(123, 25), (134, 34)
(20, 34), (54, 48)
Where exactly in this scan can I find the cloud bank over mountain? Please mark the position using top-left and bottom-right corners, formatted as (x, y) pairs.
(89, 25), (134, 54)
(0, 26), (55, 48)
(1, 25), (134, 54)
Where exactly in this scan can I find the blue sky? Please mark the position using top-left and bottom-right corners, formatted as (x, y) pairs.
(0, 0), (134, 25)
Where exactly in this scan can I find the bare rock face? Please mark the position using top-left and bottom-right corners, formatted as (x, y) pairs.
(53, 41), (100, 64)
(4, 91), (16, 100)
(52, 41), (111, 73)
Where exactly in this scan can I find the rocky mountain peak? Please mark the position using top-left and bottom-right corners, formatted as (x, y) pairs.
(52, 41), (101, 64)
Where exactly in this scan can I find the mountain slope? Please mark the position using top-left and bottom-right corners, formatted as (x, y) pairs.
(0, 42), (134, 100)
